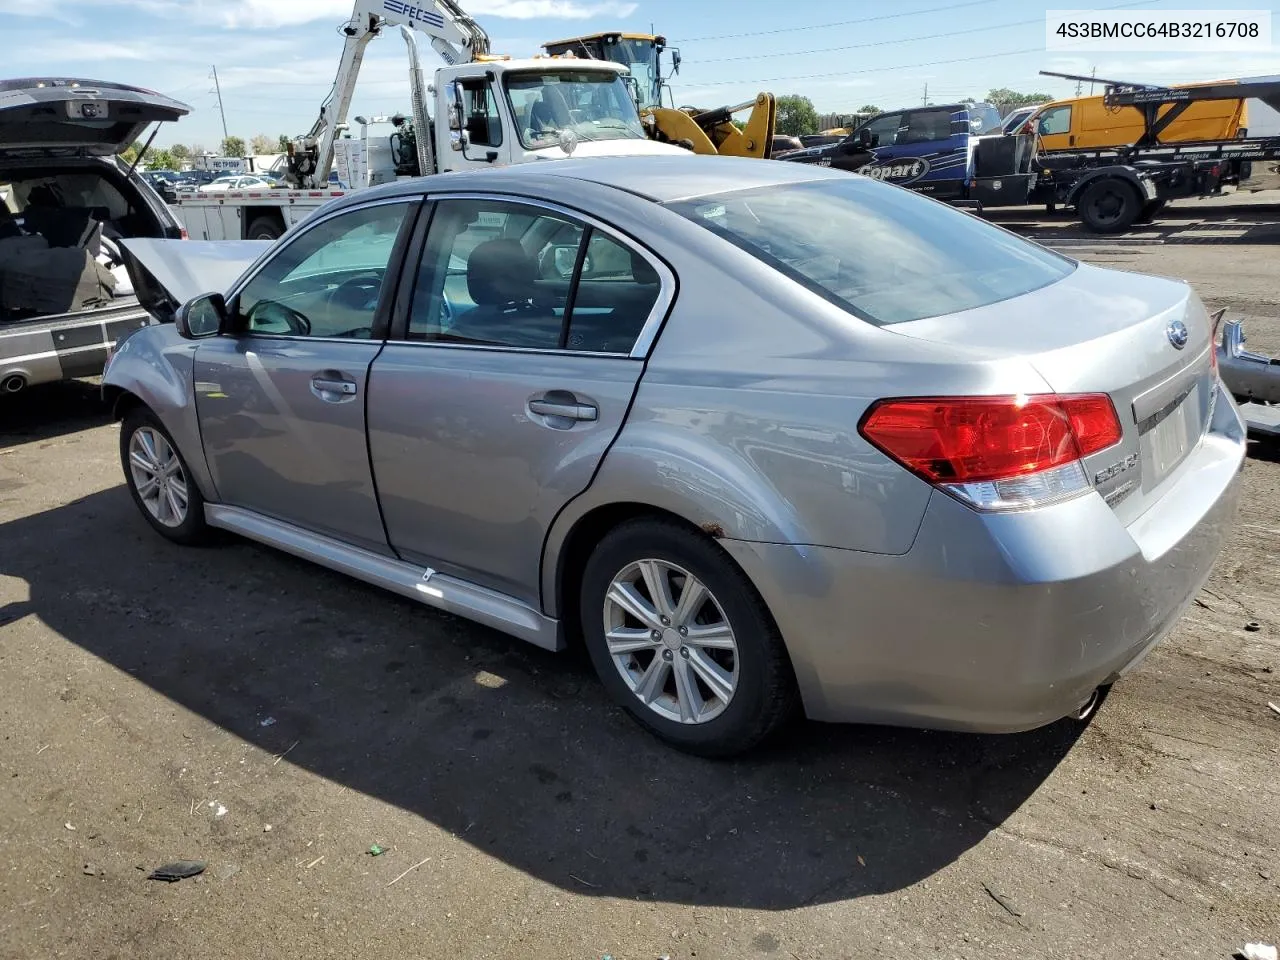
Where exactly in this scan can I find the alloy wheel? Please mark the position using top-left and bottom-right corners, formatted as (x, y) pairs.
(602, 558), (739, 724)
(128, 427), (189, 528)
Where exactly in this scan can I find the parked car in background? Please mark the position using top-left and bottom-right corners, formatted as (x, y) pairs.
(172, 170), (217, 195)
(0, 77), (188, 393)
(770, 134), (804, 157)
(142, 169), (180, 203)
(198, 174), (274, 194)
(104, 154), (1245, 756)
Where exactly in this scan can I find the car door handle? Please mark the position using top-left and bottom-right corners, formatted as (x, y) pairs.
(310, 374), (358, 402)
(528, 392), (597, 422)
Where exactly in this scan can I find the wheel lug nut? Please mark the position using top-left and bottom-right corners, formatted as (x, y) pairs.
(678, 626), (687, 636)
(662, 650), (674, 661)
(679, 647), (690, 659)
(660, 616), (670, 626)
(651, 630), (662, 640)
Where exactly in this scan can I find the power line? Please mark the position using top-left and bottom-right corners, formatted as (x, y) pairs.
(672, 0), (995, 43)
(696, 0), (1163, 64)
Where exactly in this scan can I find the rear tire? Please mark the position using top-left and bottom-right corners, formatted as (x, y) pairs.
(578, 518), (798, 757)
(120, 407), (210, 545)
(1078, 178), (1143, 234)
(245, 215), (284, 241)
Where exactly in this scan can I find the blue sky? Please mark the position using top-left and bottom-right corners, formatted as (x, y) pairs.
(4, 0), (1278, 149)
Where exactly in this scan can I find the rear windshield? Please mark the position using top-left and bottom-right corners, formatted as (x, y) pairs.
(666, 178), (1074, 326)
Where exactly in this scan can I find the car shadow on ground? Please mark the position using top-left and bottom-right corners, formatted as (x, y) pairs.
(0, 482), (1087, 910)
(0, 380), (113, 449)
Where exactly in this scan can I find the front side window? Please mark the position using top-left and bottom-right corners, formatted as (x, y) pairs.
(406, 197), (660, 354)
(1038, 105), (1072, 136)
(668, 178), (1073, 326)
(504, 71), (646, 150)
(459, 80), (503, 148)
(899, 108), (955, 144)
(854, 112), (902, 147)
(234, 200), (413, 339)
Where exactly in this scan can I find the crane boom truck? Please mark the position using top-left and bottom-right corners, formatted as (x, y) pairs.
(171, 0), (686, 242)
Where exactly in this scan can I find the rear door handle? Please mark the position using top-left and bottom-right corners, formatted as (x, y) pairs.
(528, 391), (597, 422)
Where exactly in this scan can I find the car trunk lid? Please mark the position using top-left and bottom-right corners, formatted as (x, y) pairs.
(0, 78), (190, 158)
(888, 262), (1218, 523)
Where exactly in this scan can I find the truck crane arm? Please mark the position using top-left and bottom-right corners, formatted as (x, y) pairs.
(287, 0), (491, 188)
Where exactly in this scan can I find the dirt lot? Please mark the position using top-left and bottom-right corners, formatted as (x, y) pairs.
(1, 199), (1278, 960)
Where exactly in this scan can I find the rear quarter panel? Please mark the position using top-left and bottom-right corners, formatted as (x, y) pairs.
(540, 208), (1057, 614)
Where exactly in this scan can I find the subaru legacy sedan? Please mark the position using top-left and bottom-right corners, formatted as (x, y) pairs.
(103, 155), (1245, 757)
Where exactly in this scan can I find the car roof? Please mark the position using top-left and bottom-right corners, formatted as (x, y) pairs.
(348, 154), (851, 208)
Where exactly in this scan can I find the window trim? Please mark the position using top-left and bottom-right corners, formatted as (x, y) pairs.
(387, 191), (676, 360)
(221, 195), (424, 344)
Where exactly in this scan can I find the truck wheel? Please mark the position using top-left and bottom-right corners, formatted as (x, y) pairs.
(245, 215), (285, 241)
(1078, 178), (1143, 234)
(1134, 199), (1167, 223)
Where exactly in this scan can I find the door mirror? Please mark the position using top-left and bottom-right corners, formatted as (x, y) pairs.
(445, 83), (463, 131)
(541, 243), (587, 279)
(175, 293), (226, 339)
(856, 127), (877, 148)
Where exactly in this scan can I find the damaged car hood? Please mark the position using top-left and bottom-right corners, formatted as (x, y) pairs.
(117, 238), (271, 322)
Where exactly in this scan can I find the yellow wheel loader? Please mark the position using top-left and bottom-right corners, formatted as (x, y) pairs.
(541, 32), (777, 159)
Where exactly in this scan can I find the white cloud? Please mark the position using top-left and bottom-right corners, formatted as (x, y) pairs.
(198, 0), (635, 28)
(467, 0), (637, 18)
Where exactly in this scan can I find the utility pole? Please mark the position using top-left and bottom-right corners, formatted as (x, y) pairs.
(1075, 77), (1083, 96)
(209, 65), (230, 149)
(1089, 66), (1096, 95)
(922, 82), (928, 105)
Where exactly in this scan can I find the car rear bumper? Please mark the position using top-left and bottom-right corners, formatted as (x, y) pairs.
(722, 380), (1247, 732)
(0, 303), (150, 389)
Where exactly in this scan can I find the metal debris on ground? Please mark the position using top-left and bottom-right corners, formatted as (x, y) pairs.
(1239, 943), (1278, 960)
(982, 882), (1024, 918)
(1268, 702), (1280, 717)
(146, 860), (206, 882)
(1245, 621), (1262, 632)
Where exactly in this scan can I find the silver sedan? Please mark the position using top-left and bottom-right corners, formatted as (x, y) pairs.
(103, 155), (1246, 756)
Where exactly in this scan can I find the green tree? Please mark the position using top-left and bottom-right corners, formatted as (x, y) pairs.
(277, 134), (292, 152)
(169, 143), (190, 160)
(857, 104), (883, 116)
(148, 148), (176, 170)
(221, 135), (246, 157)
(986, 88), (1051, 107)
(249, 133), (276, 155)
(775, 94), (819, 138)
(120, 143), (140, 165)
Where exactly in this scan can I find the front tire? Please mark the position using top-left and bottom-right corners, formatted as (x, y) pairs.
(120, 407), (209, 545)
(579, 519), (798, 757)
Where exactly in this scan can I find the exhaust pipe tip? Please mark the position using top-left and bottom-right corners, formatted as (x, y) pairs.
(1072, 686), (1107, 723)
(1, 374), (26, 395)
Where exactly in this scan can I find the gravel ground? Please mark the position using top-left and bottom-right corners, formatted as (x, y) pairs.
(0, 201), (1278, 960)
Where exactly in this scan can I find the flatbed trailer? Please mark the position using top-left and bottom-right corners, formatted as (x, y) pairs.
(1019, 72), (1280, 233)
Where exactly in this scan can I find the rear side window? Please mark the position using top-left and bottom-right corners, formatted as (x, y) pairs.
(667, 178), (1074, 326)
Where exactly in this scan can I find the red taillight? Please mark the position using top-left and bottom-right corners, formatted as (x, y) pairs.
(859, 394), (1122, 487)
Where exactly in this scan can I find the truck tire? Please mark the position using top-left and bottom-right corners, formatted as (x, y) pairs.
(1078, 178), (1143, 234)
(1134, 199), (1167, 223)
(245, 214), (285, 241)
